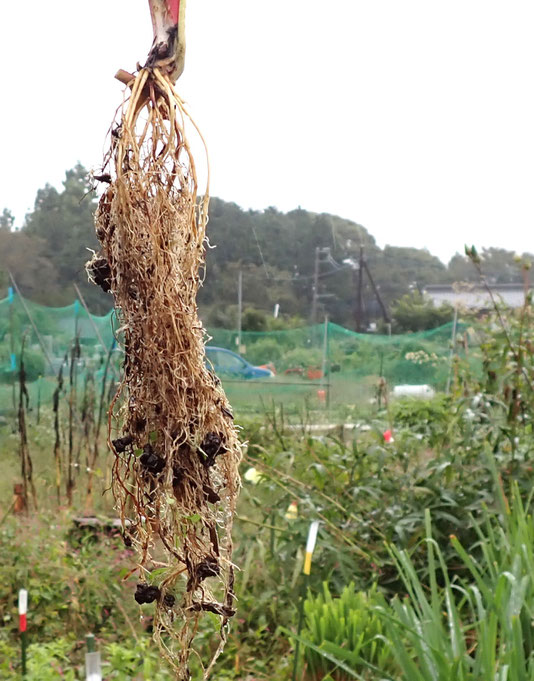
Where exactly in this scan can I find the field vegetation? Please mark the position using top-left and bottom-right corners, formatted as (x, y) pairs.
(1, 287), (534, 679)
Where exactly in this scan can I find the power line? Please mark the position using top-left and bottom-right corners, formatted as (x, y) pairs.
(248, 221), (353, 282)
(250, 222), (270, 280)
(236, 261), (353, 284)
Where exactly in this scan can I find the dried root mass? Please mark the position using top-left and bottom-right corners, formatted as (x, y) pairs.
(88, 67), (241, 679)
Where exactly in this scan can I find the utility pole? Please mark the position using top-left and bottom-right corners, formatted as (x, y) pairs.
(362, 259), (390, 326)
(355, 246), (365, 332)
(237, 269), (243, 350)
(311, 247), (320, 325)
(311, 247), (335, 325)
(353, 246), (390, 332)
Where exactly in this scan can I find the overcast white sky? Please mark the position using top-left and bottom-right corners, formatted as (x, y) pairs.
(1, 0), (533, 263)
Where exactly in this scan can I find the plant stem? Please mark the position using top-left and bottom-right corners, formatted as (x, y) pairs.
(291, 575), (308, 681)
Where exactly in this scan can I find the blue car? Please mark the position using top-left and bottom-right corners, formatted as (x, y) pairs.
(205, 347), (273, 379)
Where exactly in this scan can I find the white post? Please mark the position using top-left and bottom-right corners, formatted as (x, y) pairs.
(303, 521), (320, 575)
(237, 269), (243, 350)
(85, 634), (102, 681)
(445, 306), (459, 394)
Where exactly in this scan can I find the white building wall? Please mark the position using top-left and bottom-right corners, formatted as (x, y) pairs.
(426, 287), (528, 309)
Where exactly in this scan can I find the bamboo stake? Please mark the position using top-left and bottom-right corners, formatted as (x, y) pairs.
(8, 272), (56, 375)
(8, 286), (16, 413)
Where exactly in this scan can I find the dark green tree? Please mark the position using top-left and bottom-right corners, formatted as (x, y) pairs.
(0, 209), (15, 232)
(0, 230), (58, 303)
(11, 168), (531, 331)
(23, 164), (109, 312)
(447, 248), (534, 285)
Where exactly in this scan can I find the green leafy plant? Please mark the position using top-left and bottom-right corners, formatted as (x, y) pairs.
(301, 582), (392, 680)
(104, 639), (171, 680)
(381, 483), (534, 680)
(26, 638), (78, 681)
(391, 395), (453, 447)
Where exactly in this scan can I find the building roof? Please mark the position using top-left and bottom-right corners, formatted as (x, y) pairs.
(425, 283), (526, 292)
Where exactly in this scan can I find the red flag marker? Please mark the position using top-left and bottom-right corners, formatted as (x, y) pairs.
(18, 589), (28, 675)
(18, 589), (27, 631)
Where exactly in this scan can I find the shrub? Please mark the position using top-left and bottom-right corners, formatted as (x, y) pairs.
(244, 338), (284, 366)
(392, 394), (453, 446)
(0, 347), (45, 384)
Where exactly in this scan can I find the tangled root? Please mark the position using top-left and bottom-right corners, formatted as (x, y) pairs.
(88, 67), (241, 679)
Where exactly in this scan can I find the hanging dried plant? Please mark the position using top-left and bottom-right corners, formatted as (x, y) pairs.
(18, 336), (38, 512)
(87, 65), (241, 679)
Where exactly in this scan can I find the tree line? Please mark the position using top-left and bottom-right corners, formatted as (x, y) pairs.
(0, 164), (530, 332)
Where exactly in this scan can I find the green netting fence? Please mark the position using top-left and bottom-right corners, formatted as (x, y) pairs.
(0, 292), (477, 417)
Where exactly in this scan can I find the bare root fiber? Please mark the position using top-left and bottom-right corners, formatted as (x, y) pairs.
(87, 67), (241, 679)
